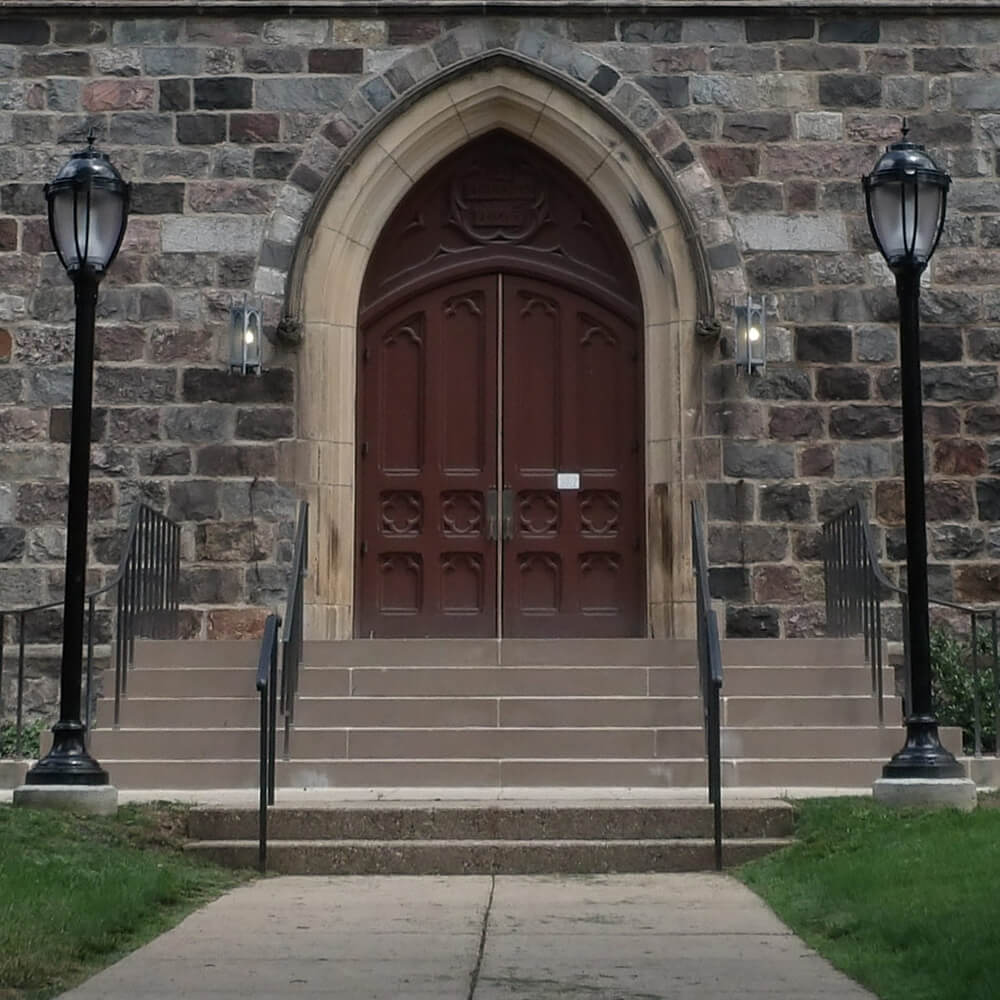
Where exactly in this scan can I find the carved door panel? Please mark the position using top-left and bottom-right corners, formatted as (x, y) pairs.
(357, 277), (499, 638)
(501, 276), (644, 637)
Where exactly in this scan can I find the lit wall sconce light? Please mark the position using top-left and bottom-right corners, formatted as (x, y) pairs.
(230, 295), (262, 375)
(734, 295), (766, 375)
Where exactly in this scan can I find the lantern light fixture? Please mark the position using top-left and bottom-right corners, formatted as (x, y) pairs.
(734, 295), (766, 375)
(862, 122), (950, 276)
(230, 295), (263, 375)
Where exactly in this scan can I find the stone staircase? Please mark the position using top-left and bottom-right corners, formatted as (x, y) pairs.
(185, 800), (795, 873)
(79, 635), (963, 791)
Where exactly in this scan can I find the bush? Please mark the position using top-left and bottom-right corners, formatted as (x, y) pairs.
(0, 720), (45, 759)
(930, 624), (998, 754)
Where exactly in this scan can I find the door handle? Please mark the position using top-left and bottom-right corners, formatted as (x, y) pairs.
(486, 488), (499, 541)
(501, 488), (515, 541)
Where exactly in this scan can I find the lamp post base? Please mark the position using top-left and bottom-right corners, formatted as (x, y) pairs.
(13, 783), (118, 816)
(873, 777), (977, 812)
(23, 721), (110, 786)
(881, 715), (966, 780)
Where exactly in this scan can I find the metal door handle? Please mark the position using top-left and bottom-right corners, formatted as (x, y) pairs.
(502, 488), (514, 541)
(486, 488), (499, 540)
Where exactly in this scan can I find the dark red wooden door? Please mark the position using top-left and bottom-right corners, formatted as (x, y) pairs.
(501, 276), (643, 637)
(358, 274), (643, 638)
(357, 276), (499, 638)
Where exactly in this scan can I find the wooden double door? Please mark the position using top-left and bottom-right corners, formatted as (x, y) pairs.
(357, 272), (644, 638)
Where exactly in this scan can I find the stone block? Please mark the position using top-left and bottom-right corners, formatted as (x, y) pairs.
(177, 565), (243, 604)
(952, 77), (1000, 110)
(930, 524), (985, 560)
(706, 481), (754, 521)
(923, 367), (997, 403)
(131, 182), (185, 214)
(795, 111), (842, 140)
(194, 76), (253, 109)
(723, 441), (795, 479)
(177, 113), (226, 145)
(818, 74), (882, 107)
(243, 46), (304, 74)
(884, 77), (925, 110)
(768, 406), (824, 440)
(830, 405), (902, 439)
(235, 407), (295, 440)
(137, 446), (191, 477)
(781, 45), (860, 71)
(634, 75), (690, 108)
(708, 566), (749, 600)
(934, 440), (986, 477)
(13, 786), (118, 815)
(734, 214), (848, 252)
(182, 367), (293, 404)
(760, 483), (811, 522)
(837, 442), (893, 479)
(620, 20), (683, 43)
(726, 605), (780, 638)
(309, 48), (364, 74)
(708, 46), (776, 73)
(0, 525), (25, 561)
(795, 326), (852, 363)
(106, 407), (161, 443)
(873, 778), (975, 812)
(108, 113), (172, 145)
(819, 19), (879, 43)
(167, 480), (222, 522)
(1, 18), (50, 44)
(207, 607), (270, 640)
(746, 17), (813, 42)
(162, 217), (266, 254)
(196, 521), (271, 562)
(799, 444), (834, 478)
(753, 564), (803, 603)
(230, 113), (281, 144)
(701, 146), (758, 184)
(195, 444), (277, 477)
(256, 76), (353, 111)
(817, 367), (870, 401)
(746, 369), (812, 401)
(163, 405), (233, 443)
(143, 45), (201, 77)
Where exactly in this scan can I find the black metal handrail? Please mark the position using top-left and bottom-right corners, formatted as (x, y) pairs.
(256, 499), (309, 870)
(280, 500), (309, 756)
(256, 612), (280, 873)
(824, 502), (999, 757)
(691, 500), (723, 871)
(0, 504), (180, 757)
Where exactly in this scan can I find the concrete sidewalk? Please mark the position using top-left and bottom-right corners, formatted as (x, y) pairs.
(60, 874), (875, 999)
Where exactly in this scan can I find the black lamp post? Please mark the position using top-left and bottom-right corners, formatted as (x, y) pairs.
(863, 127), (965, 780)
(24, 136), (129, 786)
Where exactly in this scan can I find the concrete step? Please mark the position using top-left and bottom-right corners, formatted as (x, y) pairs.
(187, 801), (795, 841)
(84, 723), (962, 763)
(186, 837), (791, 874)
(123, 668), (257, 698)
(723, 695), (902, 727)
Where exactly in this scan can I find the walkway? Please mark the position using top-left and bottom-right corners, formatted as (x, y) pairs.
(60, 873), (874, 999)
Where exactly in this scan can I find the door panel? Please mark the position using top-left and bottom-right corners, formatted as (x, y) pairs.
(501, 276), (643, 637)
(358, 273), (644, 638)
(358, 277), (498, 637)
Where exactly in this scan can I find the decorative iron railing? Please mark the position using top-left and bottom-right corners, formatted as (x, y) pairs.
(691, 500), (723, 871)
(0, 504), (180, 756)
(823, 502), (999, 757)
(256, 612), (280, 872)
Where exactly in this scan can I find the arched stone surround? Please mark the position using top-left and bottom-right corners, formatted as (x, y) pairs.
(271, 47), (739, 639)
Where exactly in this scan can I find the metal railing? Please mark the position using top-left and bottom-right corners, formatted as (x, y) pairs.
(824, 502), (999, 757)
(691, 500), (723, 871)
(256, 612), (280, 872)
(0, 504), (180, 756)
(257, 499), (309, 871)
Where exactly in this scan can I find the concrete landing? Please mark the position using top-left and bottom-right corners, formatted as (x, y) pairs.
(58, 874), (875, 999)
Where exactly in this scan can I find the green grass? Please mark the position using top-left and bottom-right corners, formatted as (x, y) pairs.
(739, 795), (1000, 1000)
(0, 803), (253, 999)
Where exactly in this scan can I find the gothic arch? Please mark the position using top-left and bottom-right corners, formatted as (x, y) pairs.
(284, 56), (727, 639)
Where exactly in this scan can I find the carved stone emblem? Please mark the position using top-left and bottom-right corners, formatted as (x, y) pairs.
(450, 158), (548, 244)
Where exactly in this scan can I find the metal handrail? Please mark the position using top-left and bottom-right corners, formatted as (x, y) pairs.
(824, 502), (999, 757)
(256, 499), (309, 869)
(256, 612), (280, 873)
(691, 500), (723, 871)
(0, 504), (180, 756)
(280, 500), (309, 756)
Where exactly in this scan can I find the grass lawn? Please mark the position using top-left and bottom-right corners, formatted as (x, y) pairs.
(0, 803), (254, 1000)
(739, 794), (1000, 1000)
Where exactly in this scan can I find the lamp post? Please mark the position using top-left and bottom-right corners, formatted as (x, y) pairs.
(23, 136), (129, 787)
(863, 128), (965, 783)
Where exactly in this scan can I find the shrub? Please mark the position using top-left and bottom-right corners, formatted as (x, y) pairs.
(0, 720), (45, 759)
(930, 624), (998, 754)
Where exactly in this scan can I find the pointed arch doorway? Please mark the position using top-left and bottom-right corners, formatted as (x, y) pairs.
(356, 133), (645, 638)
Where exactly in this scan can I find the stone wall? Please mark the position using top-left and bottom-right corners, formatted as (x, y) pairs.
(1, 4), (1000, 666)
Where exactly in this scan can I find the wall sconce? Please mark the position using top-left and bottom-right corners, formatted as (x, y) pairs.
(230, 295), (262, 375)
(734, 295), (766, 375)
